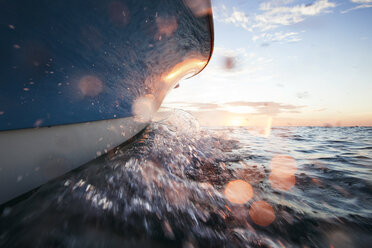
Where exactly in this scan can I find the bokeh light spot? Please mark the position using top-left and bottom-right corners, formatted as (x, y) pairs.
(132, 94), (156, 123)
(224, 56), (235, 70)
(79, 75), (103, 97)
(156, 16), (178, 37)
(249, 200), (275, 227)
(224, 180), (253, 204)
(269, 155), (297, 191)
(184, 0), (211, 17)
(34, 119), (43, 128)
(269, 173), (296, 191)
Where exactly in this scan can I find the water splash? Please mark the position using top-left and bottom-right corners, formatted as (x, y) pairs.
(1, 112), (372, 247)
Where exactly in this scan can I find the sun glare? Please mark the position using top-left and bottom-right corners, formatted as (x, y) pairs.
(228, 118), (245, 126)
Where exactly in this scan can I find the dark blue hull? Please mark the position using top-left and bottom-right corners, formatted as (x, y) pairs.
(0, 0), (213, 131)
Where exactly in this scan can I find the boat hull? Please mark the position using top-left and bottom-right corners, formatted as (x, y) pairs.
(0, 0), (214, 204)
(0, 117), (146, 204)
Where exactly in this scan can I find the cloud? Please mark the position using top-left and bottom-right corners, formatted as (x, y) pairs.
(252, 31), (303, 43)
(352, 0), (372, 2)
(253, 0), (336, 31)
(164, 101), (305, 116)
(223, 8), (251, 30)
(296, 91), (310, 99)
(341, 0), (372, 13)
(215, 0), (336, 31)
(175, 102), (220, 110)
(214, 0), (335, 43)
(213, 6), (252, 31)
(224, 101), (304, 115)
(160, 101), (306, 126)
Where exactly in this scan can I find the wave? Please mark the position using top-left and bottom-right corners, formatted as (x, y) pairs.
(1, 111), (372, 247)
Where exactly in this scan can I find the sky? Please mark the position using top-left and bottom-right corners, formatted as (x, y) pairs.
(162, 0), (372, 126)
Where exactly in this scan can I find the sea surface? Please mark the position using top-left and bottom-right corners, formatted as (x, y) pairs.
(1, 111), (372, 247)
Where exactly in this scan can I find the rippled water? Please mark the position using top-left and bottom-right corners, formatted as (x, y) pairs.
(1, 111), (372, 247)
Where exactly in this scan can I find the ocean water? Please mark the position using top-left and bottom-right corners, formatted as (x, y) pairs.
(1, 111), (372, 247)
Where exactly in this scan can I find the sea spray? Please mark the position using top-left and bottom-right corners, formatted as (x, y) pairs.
(1, 111), (372, 247)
